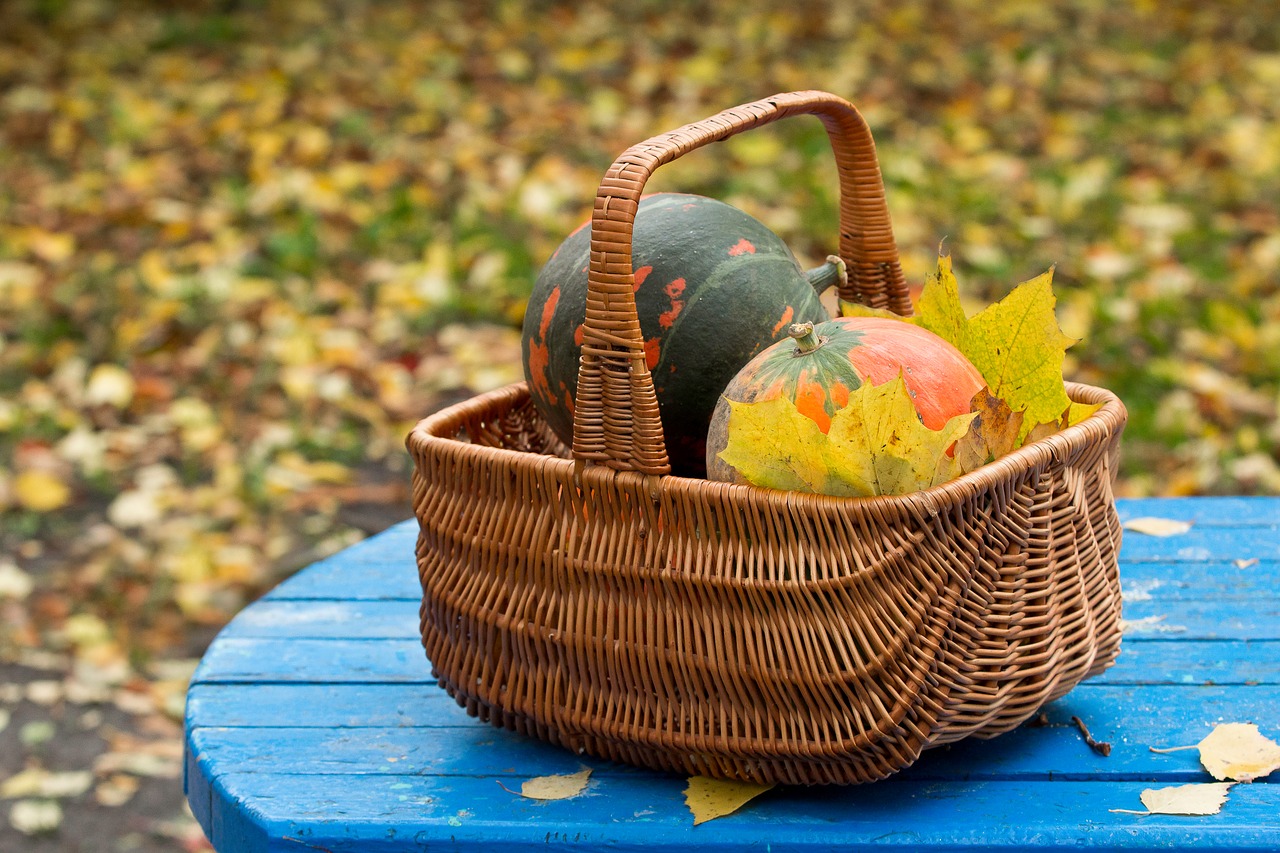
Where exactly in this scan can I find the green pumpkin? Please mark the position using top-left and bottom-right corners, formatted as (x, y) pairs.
(522, 192), (832, 477)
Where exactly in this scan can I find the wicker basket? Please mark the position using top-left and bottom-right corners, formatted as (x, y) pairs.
(406, 91), (1127, 786)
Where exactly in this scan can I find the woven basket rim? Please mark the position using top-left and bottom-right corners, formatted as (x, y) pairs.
(407, 380), (1126, 509)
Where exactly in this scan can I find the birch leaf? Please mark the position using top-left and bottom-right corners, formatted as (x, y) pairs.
(1123, 517), (1193, 537)
(684, 776), (775, 825)
(1139, 782), (1233, 815)
(1195, 723), (1280, 782)
(519, 767), (592, 801)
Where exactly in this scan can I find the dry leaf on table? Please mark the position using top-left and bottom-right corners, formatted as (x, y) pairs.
(1151, 722), (1280, 782)
(684, 776), (775, 825)
(1122, 517), (1193, 537)
(1110, 782), (1235, 816)
(518, 768), (592, 801)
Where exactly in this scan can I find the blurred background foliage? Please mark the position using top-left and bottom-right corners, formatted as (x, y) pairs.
(0, 0), (1279, 846)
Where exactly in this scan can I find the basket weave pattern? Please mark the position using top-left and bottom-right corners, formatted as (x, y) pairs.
(407, 92), (1127, 785)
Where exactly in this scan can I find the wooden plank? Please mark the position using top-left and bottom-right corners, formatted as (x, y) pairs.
(185, 682), (1280, 783)
(184, 681), (1278, 749)
(189, 636), (1280, 687)
(192, 638), (431, 684)
(1098, 640), (1280, 686)
(263, 557), (1280, 606)
(1116, 496), (1280, 526)
(1118, 526), (1280, 563)
(265, 520), (420, 601)
(1121, 599), (1280, 640)
(219, 600), (417, 640)
(1120, 561), (1278, 602)
(186, 683), (454, 726)
(196, 771), (1280, 853)
(213, 593), (1280, 644)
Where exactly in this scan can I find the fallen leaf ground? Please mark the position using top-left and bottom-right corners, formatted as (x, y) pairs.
(1, 0), (1278, 848)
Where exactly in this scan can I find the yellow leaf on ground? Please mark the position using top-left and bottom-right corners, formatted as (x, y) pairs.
(0, 562), (34, 600)
(14, 470), (72, 513)
(684, 776), (775, 825)
(1122, 517), (1193, 537)
(1127, 782), (1234, 815)
(85, 364), (136, 409)
(1160, 723), (1280, 783)
(1, 768), (94, 799)
(9, 799), (63, 835)
(519, 768), (591, 801)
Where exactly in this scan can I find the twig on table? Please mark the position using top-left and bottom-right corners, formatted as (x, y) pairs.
(1071, 715), (1112, 756)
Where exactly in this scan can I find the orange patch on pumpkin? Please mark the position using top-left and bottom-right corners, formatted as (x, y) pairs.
(728, 238), (756, 256)
(634, 265), (652, 291)
(527, 339), (552, 401)
(771, 305), (795, 336)
(539, 286), (560, 339)
(828, 381), (851, 411)
(794, 382), (832, 434)
(644, 337), (662, 370)
(659, 277), (686, 329)
(574, 323), (585, 346)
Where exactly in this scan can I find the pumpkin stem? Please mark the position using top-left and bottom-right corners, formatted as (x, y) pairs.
(789, 322), (823, 354)
(804, 255), (848, 295)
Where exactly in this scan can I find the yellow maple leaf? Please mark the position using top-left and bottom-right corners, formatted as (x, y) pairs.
(825, 376), (977, 496)
(714, 396), (832, 494)
(716, 377), (976, 497)
(916, 255), (1078, 442)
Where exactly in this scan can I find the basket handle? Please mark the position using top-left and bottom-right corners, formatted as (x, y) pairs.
(572, 90), (907, 476)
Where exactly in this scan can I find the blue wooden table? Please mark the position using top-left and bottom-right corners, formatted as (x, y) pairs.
(184, 497), (1280, 851)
